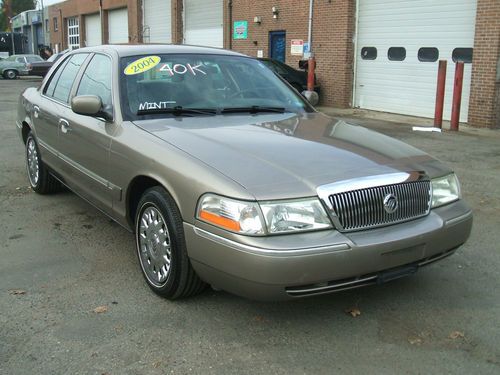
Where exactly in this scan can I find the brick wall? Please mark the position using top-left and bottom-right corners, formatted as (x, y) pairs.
(230, 0), (354, 108)
(468, 0), (500, 128)
(49, 0), (128, 49)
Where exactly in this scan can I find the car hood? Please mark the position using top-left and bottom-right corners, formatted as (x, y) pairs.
(133, 112), (450, 200)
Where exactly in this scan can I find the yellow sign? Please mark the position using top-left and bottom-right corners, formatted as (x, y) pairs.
(124, 56), (161, 75)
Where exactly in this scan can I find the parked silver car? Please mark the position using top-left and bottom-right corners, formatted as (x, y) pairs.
(16, 45), (472, 300)
(1, 54), (44, 79)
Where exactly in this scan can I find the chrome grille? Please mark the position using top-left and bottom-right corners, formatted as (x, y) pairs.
(329, 180), (431, 231)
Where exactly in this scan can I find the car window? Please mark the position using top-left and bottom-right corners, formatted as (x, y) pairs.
(50, 53), (89, 103)
(45, 57), (70, 97)
(120, 54), (312, 121)
(26, 56), (43, 63)
(76, 54), (112, 108)
(47, 53), (62, 62)
(16, 57), (25, 63)
(272, 61), (289, 75)
(260, 59), (276, 71)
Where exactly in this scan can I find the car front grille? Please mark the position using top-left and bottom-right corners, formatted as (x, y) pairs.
(328, 180), (431, 231)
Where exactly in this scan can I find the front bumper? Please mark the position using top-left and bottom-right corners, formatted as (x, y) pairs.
(185, 200), (472, 300)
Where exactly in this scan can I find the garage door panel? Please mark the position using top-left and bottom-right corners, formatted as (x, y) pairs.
(355, 0), (477, 122)
(108, 8), (129, 44)
(143, 0), (171, 43)
(184, 0), (223, 48)
(85, 13), (101, 47)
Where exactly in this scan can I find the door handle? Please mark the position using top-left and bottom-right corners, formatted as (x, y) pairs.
(33, 105), (40, 118)
(59, 119), (71, 134)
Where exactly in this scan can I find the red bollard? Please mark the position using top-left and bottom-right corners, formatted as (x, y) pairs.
(307, 57), (315, 92)
(434, 60), (447, 128)
(450, 62), (464, 131)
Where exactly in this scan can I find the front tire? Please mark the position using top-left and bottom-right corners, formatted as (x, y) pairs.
(4, 70), (18, 79)
(135, 187), (206, 299)
(25, 132), (60, 194)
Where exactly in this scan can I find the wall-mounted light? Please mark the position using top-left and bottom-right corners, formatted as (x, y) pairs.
(272, 6), (279, 19)
(253, 16), (262, 25)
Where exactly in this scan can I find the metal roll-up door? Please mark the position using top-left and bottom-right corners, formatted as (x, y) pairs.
(354, 0), (477, 121)
(184, 0), (223, 48)
(85, 13), (101, 47)
(143, 0), (172, 43)
(108, 8), (129, 44)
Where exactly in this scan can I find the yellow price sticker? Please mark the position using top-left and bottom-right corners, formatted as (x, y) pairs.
(124, 56), (161, 75)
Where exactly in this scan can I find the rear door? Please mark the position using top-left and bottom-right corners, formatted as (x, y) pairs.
(56, 53), (116, 214)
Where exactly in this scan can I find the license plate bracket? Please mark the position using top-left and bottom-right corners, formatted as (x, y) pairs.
(377, 264), (418, 284)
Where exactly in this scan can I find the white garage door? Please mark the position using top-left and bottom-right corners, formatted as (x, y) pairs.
(143, 0), (171, 43)
(354, 0), (477, 122)
(85, 13), (101, 47)
(184, 0), (223, 48)
(108, 8), (129, 44)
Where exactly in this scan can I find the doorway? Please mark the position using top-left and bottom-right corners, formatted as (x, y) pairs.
(269, 31), (286, 62)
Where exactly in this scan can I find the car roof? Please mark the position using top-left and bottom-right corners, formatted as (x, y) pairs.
(73, 44), (248, 58)
(12, 54), (40, 57)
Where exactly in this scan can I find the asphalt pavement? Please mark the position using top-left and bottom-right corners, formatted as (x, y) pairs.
(1, 78), (499, 374)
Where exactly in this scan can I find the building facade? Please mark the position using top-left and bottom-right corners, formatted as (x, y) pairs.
(11, 9), (46, 55)
(47, 0), (499, 128)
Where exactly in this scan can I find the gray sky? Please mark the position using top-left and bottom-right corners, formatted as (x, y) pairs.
(38, 0), (65, 8)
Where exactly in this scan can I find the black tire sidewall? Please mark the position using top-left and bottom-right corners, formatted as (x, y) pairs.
(135, 187), (186, 297)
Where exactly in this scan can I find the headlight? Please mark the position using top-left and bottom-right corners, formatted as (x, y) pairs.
(197, 194), (265, 235)
(260, 198), (332, 234)
(197, 195), (332, 235)
(431, 173), (461, 208)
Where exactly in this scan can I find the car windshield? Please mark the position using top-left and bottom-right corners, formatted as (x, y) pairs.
(120, 54), (313, 120)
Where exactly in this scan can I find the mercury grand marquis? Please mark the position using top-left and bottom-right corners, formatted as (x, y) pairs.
(16, 45), (473, 300)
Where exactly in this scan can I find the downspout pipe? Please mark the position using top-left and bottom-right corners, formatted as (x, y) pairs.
(99, 0), (103, 45)
(228, 0), (233, 50)
(307, 0), (313, 55)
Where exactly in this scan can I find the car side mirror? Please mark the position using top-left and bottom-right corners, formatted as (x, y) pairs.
(71, 95), (113, 121)
(302, 90), (319, 106)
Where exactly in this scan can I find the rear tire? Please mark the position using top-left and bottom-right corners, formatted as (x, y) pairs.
(25, 132), (60, 194)
(135, 187), (206, 299)
(4, 70), (18, 80)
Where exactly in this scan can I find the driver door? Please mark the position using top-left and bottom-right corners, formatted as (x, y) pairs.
(56, 53), (117, 215)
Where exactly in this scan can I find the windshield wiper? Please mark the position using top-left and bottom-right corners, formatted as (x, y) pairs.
(137, 106), (217, 116)
(221, 106), (286, 114)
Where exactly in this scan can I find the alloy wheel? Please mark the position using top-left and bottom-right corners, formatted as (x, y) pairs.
(26, 138), (39, 186)
(137, 205), (172, 286)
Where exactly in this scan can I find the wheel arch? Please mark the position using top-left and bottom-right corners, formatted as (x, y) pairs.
(3, 68), (19, 75)
(126, 175), (183, 228)
(21, 120), (32, 144)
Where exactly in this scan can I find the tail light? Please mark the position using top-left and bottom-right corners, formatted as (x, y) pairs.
(27, 64), (32, 70)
